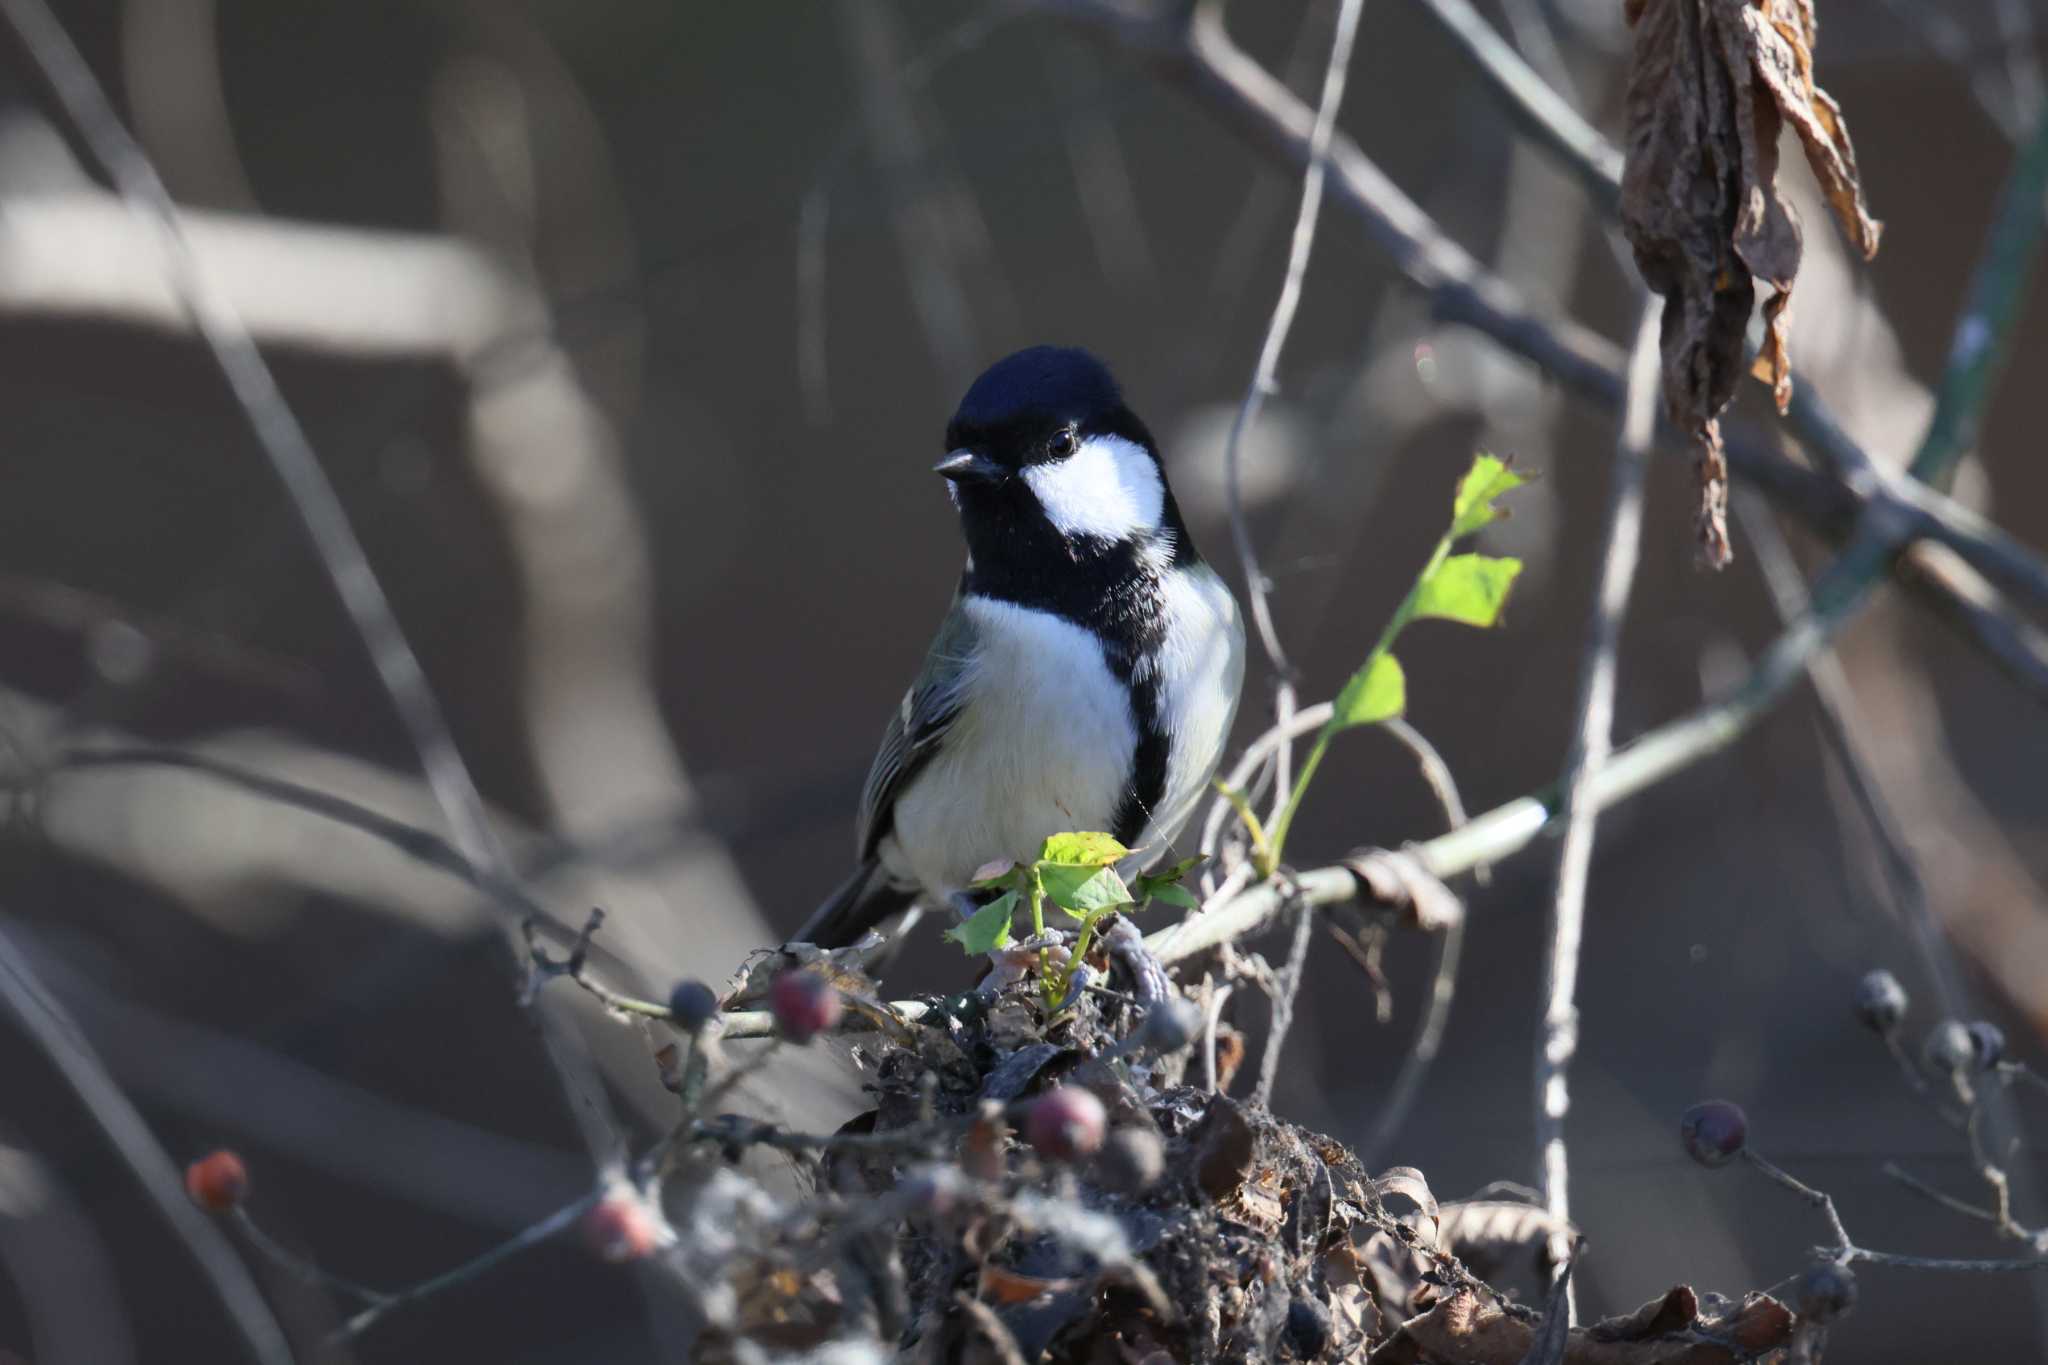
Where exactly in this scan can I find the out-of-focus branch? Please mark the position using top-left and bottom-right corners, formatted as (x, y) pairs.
(1036, 0), (2048, 694)
(1414, 0), (1623, 211)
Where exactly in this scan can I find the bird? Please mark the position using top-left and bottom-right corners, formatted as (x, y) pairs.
(796, 345), (1245, 949)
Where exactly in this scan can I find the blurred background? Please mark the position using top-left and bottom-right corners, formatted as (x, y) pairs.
(1, 0), (2046, 1359)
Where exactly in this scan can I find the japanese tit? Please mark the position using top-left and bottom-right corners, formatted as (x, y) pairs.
(797, 346), (1245, 948)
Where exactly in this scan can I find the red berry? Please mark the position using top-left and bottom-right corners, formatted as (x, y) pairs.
(769, 969), (842, 1043)
(1679, 1100), (1747, 1168)
(581, 1192), (661, 1263)
(1025, 1086), (1107, 1162)
(184, 1149), (248, 1212)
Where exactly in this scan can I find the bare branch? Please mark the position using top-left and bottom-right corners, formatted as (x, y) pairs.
(1534, 296), (1662, 1324)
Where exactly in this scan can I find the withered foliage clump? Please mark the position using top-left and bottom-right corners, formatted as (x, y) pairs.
(1619, 0), (1882, 568)
(683, 933), (1809, 1362)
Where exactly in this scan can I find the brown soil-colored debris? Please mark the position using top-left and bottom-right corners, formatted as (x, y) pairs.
(684, 952), (1812, 1363)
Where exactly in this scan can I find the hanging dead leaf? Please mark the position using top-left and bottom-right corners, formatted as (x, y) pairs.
(1619, 0), (1880, 569)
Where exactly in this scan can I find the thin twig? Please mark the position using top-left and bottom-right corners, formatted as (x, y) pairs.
(1847, 1248), (2048, 1273)
(1360, 719), (1474, 1164)
(1532, 295), (1662, 1324)
(0, 920), (294, 1364)
(1252, 886), (1316, 1109)
(1743, 1150), (1855, 1259)
(229, 1206), (387, 1306)
(1884, 1162), (2004, 1227)
(1216, 0), (1366, 829)
(332, 1191), (603, 1341)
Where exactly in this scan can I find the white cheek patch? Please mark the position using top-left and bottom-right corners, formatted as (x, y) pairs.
(1022, 434), (1165, 541)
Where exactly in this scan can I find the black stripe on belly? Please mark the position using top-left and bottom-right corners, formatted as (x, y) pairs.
(963, 531), (1175, 848)
(1111, 672), (1168, 846)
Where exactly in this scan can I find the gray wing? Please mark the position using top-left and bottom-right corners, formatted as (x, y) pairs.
(856, 594), (980, 861)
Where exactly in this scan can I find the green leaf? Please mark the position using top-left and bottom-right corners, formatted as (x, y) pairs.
(1037, 832), (1130, 868)
(1143, 855), (1204, 885)
(1413, 553), (1523, 627)
(1144, 881), (1199, 911)
(1040, 864), (1134, 919)
(1450, 454), (1529, 539)
(1332, 653), (1407, 729)
(945, 891), (1017, 953)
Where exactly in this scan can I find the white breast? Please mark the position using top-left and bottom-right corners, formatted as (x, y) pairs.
(883, 595), (1139, 897)
(1130, 561), (1244, 861)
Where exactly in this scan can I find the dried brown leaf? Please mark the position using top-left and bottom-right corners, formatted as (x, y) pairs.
(1620, 0), (1880, 570)
(1374, 1167), (1442, 1250)
(1367, 1285), (1795, 1364)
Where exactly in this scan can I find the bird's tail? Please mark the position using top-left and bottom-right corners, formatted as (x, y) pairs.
(793, 857), (919, 949)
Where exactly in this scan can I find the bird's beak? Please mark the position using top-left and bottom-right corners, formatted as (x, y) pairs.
(933, 449), (1003, 483)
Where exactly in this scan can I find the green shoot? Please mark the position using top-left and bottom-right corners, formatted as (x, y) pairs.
(1263, 453), (1529, 865)
(945, 833), (1204, 1008)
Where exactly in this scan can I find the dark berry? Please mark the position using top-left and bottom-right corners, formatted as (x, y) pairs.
(769, 969), (842, 1043)
(1966, 1020), (2007, 1069)
(184, 1150), (248, 1212)
(1796, 1260), (1857, 1323)
(1025, 1086), (1107, 1162)
(1679, 1100), (1747, 1168)
(1923, 1019), (1976, 1075)
(1852, 970), (1908, 1036)
(667, 979), (720, 1033)
(581, 1192), (661, 1262)
(1094, 1126), (1165, 1194)
(1285, 1293), (1333, 1359)
(1132, 998), (1201, 1056)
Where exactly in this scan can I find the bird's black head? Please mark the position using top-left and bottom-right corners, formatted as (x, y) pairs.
(934, 347), (1196, 601)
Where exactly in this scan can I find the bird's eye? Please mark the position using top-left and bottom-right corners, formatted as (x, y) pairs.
(1047, 427), (1077, 459)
